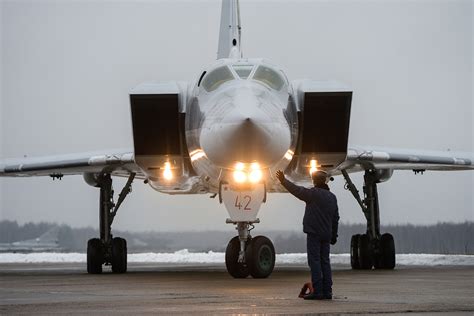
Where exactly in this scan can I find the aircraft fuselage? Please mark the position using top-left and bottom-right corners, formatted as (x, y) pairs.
(185, 58), (298, 192)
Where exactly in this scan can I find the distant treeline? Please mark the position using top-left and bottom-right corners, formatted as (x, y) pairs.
(273, 223), (474, 255)
(0, 220), (472, 254)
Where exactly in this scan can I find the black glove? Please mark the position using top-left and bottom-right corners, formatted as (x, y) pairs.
(275, 170), (285, 184)
(330, 237), (337, 245)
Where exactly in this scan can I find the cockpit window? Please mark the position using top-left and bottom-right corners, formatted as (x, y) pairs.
(253, 65), (285, 90)
(232, 64), (254, 79)
(202, 66), (234, 92)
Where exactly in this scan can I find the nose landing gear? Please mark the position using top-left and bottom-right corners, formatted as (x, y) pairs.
(224, 223), (276, 279)
(221, 182), (276, 278)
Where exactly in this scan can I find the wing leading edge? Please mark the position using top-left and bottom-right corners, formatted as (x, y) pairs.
(0, 151), (144, 178)
(340, 146), (474, 172)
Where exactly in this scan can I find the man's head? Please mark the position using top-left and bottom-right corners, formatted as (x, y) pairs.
(312, 170), (329, 187)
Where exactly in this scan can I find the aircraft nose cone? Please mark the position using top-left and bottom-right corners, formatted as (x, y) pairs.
(200, 98), (291, 168)
(217, 114), (271, 160)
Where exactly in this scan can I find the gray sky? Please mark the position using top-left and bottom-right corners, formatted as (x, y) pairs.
(0, 0), (473, 232)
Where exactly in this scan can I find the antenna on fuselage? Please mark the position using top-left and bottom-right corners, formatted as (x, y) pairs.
(217, 0), (242, 59)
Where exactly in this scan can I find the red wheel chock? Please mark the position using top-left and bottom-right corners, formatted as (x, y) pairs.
(298, 282), (314, 298)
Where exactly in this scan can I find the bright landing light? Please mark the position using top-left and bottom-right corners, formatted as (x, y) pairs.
(233, 170), (247, 183)
(249, 162), (262, 183)
(233, 162), (262, 183)
(163, 162), (173, 180)
(309, 159), (318, 176)
(233, 162), (247, 183)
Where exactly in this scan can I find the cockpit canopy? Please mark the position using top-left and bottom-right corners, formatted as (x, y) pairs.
(201, 66), (234, 92)
(253, 65), (285, 90)
(200, 61), (287, 93)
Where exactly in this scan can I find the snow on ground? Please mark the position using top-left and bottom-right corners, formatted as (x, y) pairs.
(0, 250), (473, 266)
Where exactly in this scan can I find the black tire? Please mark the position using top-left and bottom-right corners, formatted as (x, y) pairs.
(373, 249), (384, 269)
(87, 238), (103, 274)
(111, 237), (127, 273)
(357, 234), (373, 270)
(247, 236), (275, 279)
(379, 233), (395, 269)
(225, 236), (249, 278)
(350, 234), (361, 269)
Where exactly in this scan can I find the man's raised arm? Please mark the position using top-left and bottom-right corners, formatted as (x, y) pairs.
(276, 170), (312, 202)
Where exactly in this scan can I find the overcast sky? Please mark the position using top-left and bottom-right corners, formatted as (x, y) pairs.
(0, 0), (473, 232)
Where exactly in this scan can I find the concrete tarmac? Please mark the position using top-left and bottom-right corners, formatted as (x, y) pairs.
(0, 263), (473, 315)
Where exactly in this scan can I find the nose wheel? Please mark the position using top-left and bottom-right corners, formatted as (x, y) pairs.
(225, 236), (250, 278)
(225, 225), (276, 279)
(246, 236), (275, 278)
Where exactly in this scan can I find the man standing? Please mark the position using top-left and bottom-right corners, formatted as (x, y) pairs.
(276, 170), (339, 300)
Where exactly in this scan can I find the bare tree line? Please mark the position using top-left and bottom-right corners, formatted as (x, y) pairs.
(273, 222), (474, 254)
(0, 220), (472, 254)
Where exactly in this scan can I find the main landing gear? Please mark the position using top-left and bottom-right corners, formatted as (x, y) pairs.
(220, 182), (276, 278)
(87, 173), (135, 274)
(342, 169), (396, 270)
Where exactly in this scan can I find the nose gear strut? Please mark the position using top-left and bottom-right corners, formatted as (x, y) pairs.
(220, 181), (276, 278)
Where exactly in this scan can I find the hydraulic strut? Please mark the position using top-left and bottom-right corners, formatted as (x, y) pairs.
(236, 222), (251, 263)
(341, 170), (368, 218)
(97, 173), (135, 261)
(342, 169), (381, 241)
(363, 170), (381, 241)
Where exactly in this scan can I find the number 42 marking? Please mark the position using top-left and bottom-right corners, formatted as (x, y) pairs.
(235, 195), (252, 211)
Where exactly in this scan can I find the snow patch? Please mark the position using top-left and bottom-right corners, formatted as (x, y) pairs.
(0, 250), (473, 266)
(130, 250), (224, 263)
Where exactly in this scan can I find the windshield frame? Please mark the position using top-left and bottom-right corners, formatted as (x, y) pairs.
(231, 64), (255, 80)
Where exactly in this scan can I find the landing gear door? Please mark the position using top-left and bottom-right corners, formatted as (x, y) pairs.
(220, 183), (265, 222)
(130, 81), (195, 191)
(287, 80), (353, 181)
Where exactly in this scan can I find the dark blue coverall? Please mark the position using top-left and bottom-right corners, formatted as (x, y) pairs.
(282, 178), (339, 296)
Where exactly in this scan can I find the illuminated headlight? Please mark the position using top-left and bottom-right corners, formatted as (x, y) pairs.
(232, 162), (263, 183)
(233, 170), (247, 183)
(163, 162), (173, 180)
(309, 159), (318, 176)
(249, 162), (262, 183)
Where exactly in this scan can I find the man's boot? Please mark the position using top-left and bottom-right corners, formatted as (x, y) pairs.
(303, 292), (325, 300)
